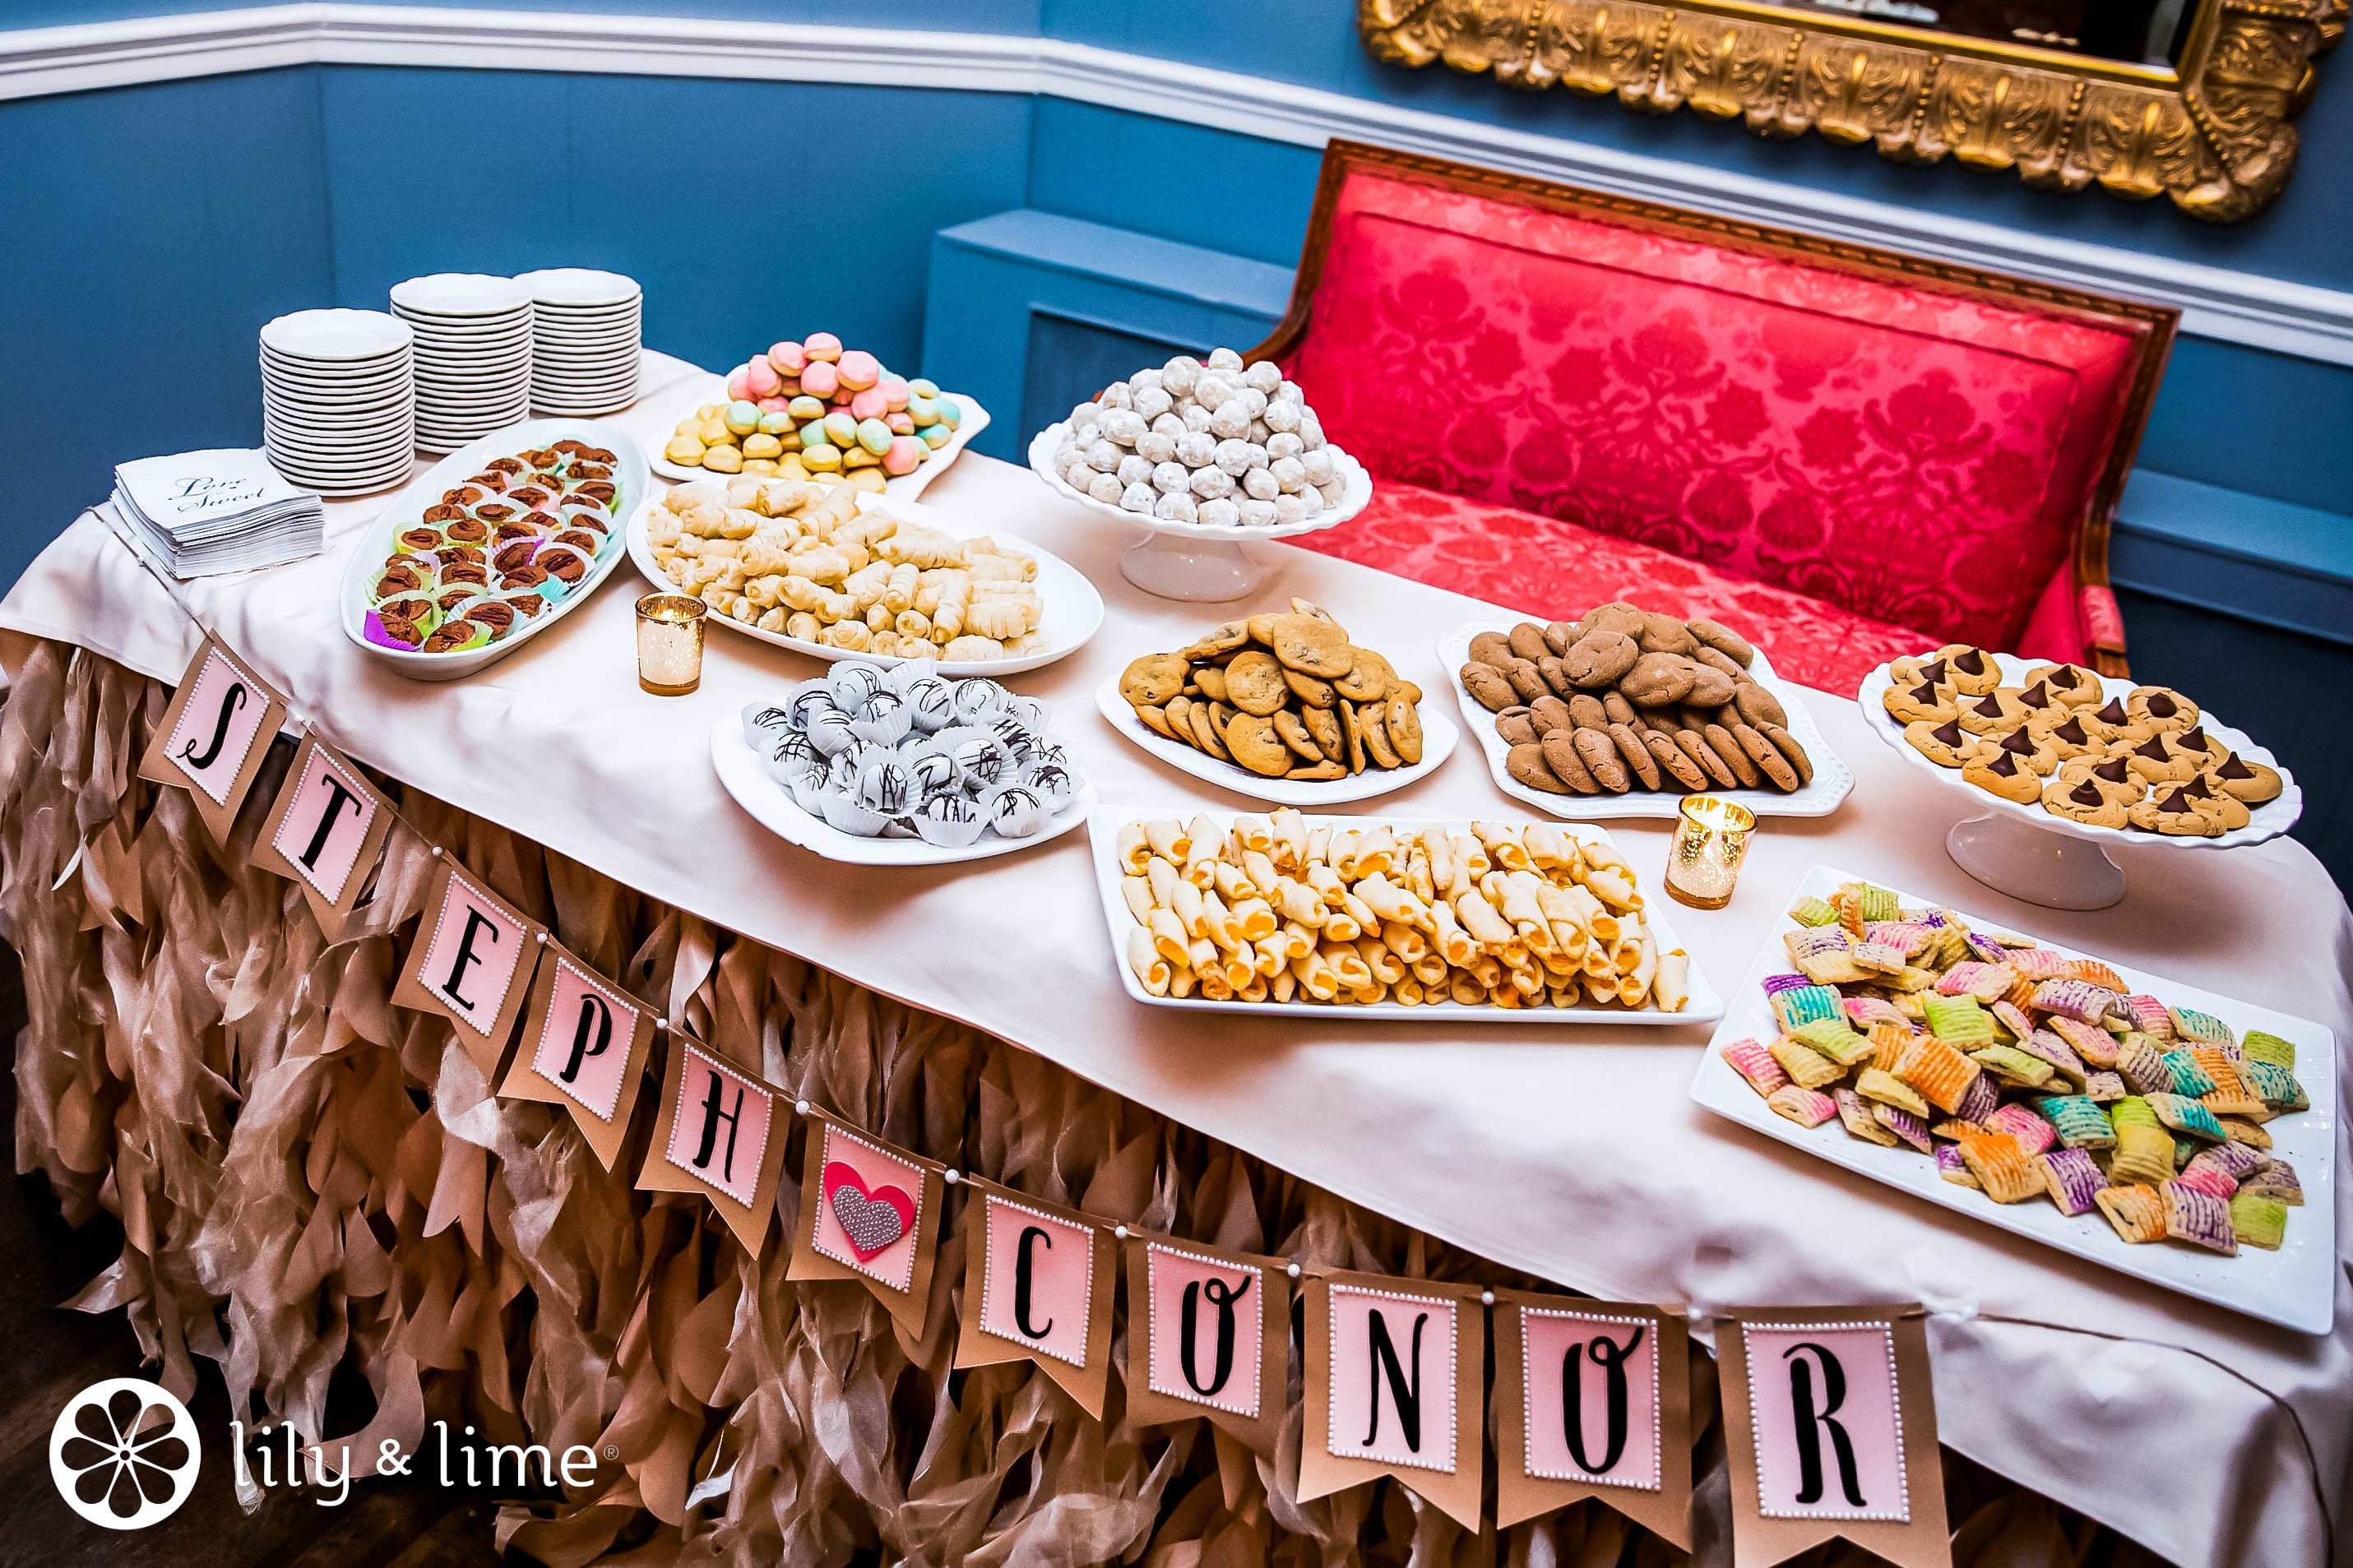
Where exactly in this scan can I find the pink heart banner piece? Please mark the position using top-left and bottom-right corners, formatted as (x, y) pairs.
(825, 1162), (915, 1260)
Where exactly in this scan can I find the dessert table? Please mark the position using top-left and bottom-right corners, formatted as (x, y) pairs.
(2, 351), (2346, 1568)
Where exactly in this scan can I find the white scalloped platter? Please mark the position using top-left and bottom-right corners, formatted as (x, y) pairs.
(650, 388), (989, 500)
(1857, 652), (2300, 853)
(1092, 676), (1460, 807)
(1691, 864), (2336, 1334)
(1439, 622), (1853, 820)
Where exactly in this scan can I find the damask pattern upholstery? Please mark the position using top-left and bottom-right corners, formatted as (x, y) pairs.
(1285, 169), (2149, 664)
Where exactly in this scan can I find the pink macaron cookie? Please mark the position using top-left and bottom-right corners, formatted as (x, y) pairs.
(878, 376), (910, 412)
(836, 349), (880, 391)
(882, 436), (924, 476)
(766, 340), (806, 376)
(849, 386), (889, 420)
(800, 359), (840, 398)
(803, 331), (843, 363)
(744, 358), (783, 399)
(725, 365), (750, 400)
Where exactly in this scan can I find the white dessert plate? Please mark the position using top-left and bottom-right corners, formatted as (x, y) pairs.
(1690, 863), (2336, 1334)
(1086, 806), (1721, 1024)
(1092, 677), (1460, 807)
(336, 417), (643, 681)
(626, 490), (1102, 678)
(650, 387), (989, 501)
(1856, 652), (2300, 854)
(391, 273), (532, 317)
(513, 268), (642, 308)
(1439, 621), (1854, 821)
(711, 716), (1095, 867)
(261, 354), (410, 384)
(261, 308), (411, 361)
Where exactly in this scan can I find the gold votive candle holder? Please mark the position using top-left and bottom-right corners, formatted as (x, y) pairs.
(1665, 793), (1755, 909)
(635, 594), (707, 696)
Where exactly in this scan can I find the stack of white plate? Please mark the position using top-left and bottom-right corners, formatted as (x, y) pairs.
(259, 309), (416, 495)
(390, 273), (534, 453)
(515, 268), (642, 415)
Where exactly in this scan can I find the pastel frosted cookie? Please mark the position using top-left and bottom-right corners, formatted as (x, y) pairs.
(1880, 677), (1957, 725)
(2033, 709), (2105, 761)
(2210, 750), (2283, 804)
(1956, 687), (2031, 736)
(1903, 718), (1979, 768)
(2042, 774), (2133, 828)
(2125, 686), (2199, 732)
(2021, 662), (2104, 708)
(1962, 747), (2042, 803)
(2128, 786), (2228, 837)
(1981, 724), (2059, 775)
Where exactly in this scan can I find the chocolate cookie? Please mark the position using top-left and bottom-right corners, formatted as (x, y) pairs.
(1508, 741), (1573, 794)
(1609, 722), (1663, 789)
(1705, 723), (1762, 789)
(1467, 631), (1514, 668)
(1524, 696), (1571, 735)
(1501, 658), (1550, 705)
(1461, 664), (1517, 712)
(1568, 694), (1610, 731)
(1539, 731), (1601, 793)
(1735, 723), (1799, 791)
(1497, 710), (1540, 747)
(1687, 618), (1757, 668)
(1731, 681), (1788, 731)
(1645, 728), (1709, 790)
(1678, 728), (1740, 789)
(1573, 727), (1633, 792)
(1636, 612), (1701, 657)
(1562, 629), (1639, 688)
(1600, 691), (1641, 728)
(1621, 652), (1698, 707)
(1684, 662), (1738, 709)
(1758, 723), (1813, 786)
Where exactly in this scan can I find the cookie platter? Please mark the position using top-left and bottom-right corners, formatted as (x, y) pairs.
(1690, 865), (2336, 1333)
(1440, 621), (1852, 820)
(1086, 806), (1723, 1023)
(650, 386), (989, 501)
(1093, 681), (1458, 806)
(1858, 651), (2301, 909)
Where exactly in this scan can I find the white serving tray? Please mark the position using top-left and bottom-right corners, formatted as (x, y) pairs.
(628, 491), (1103, 678)
(1438, 622), (1854, 820)
(711, 716), (1094, 866)
(1092, 676), (1459, 806)
(1856, 651), (2301, 853)
(1085, 806), (1723, 1025)
(649, 388), (988, 501)
(337, 418), (646, 682)
(1690, 863), (2337, 1334)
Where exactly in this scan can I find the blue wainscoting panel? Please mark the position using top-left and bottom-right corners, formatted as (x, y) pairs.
(2134, 337), (2353, 521)
(319, 67), (1034, 388)
(0, 66), (334, 589)
(2113, 470), (2353, 647)
(924, 208), (1292, 460)
(12, 0), (1041, 27)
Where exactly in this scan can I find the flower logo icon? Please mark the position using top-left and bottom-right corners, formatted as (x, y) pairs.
(49, 1377), (201, 1529)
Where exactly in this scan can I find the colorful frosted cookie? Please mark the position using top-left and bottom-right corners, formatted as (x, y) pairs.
(1881, 677), (1957, 725)
(2229, 1191), (2287, 1250)
(1766, 1085), (1838, 1127)
(1904, 719), (1979, 768)
(1721, 1039), (1790, 1098)
(2126, 686), (2199, 732)
(1835, 1087), (1901, 1145)
(2094, 1183), (2166, 1243)
(1894, 1033), (1980, 1114)
(2022, 661), (2104, 708)
(2039, 1094), (2116, 1149)
(2038, 1148), (2106, 1214)
(1956, 1130), (2041, 1202)
(1770, 1035), (1846, 1091)
(1957, 686), (2031, 735)
(2161, 1181), (2237, 1254)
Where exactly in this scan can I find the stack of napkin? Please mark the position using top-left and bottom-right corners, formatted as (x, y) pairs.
(110, 449), (324, 578)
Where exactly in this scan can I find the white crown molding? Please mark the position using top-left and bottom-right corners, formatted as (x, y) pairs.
(8, 3), (2353, 365)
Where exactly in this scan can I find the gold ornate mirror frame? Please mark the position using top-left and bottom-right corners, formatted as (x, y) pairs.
(1360, 0), (2343, 219)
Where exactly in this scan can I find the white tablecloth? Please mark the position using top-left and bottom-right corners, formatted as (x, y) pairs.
(5, 353), (2346, 1568)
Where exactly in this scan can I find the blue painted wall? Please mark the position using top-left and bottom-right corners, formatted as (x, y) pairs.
(8, 0), (1040, 26)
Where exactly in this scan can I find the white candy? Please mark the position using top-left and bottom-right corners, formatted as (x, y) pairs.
(1241, 442), (1267, 469)
(1299, 410), (1325, 449)
(1137, 432), (1177, 465)
(1279, 380), (1304, 403)
(1300, 449), (1337, 486)
(1154, 491), (1198, 523)
(1237, 497), (1278, 527)
(1131, 368), (1162, 393)
(1214, 437), (1257, 476)
(1059, 457), (1091, 492)
(1272, 493), (1306, 526)
(1263, 398), (1300, 433)
(1151, 411), (1186, 438)
(1197, 497), (1240, 528)
(1069, 400), (1101, 427)
(1243, 466), (1280, 501)
(1317, 477), (1346, 506)
(1100, 409), (1146, 446)
(1175, 432), (1217, 468)
(1100, 383), (1133, 411)
(1117, 454), (1152, 487)
(1161, 357), (1201, 396)
(1135, 385), (1173, 420)
(1073, 422), (1100, 446)
(1208, 400), (1252, 440)
(1088, 472), (1124, 504)
(1193, 372), (1236, 409)
(1189, 466), (1234, 500)
(1237, 386), (1268, 419)
(1181, 404), (1213, 433)
(1270, 456), (1308, 493)
(1207, 346), (1244, 371)
(1086, 438), (1121, 472)
(1265, 432), (1302, 460)
(1122, 481), (1156, 512)
(1243, 359), (1282, 395)
(1247, 419), (1271, 446)
(1152, 460), (1191, 494)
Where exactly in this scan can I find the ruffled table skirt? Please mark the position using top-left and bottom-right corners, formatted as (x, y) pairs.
(1, 639), (2152, 1567)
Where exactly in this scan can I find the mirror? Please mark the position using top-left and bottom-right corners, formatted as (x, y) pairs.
(1772, 0), (2202, 72)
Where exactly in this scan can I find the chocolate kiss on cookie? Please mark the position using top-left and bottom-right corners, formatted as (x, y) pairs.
(1931, 720), (1965, 747)
(1952, 650), (1988, 677)
(1909, 680), (1940, 703)
(2217, 754), (2258, 780)
(1986, 752), (2022, 777)
(2051, 717), (2091, 746)
(1971, 692), (2008, 718)
(2019, 681), (2053, 710)
(1999, 728), (2037, 756)
(2143, 691), (2184, 720)
(2159, 788), (2195, 812)
(2049, 666), (2087, 691)
(2134, 736), (2172, 761)
(2070, 780), (2107, 807)
(2179, 774), (2214, 798)
(2093, 757), (2131, 784)
(2096, 699), (2132, 726)
(1918, 659), (1948, 684)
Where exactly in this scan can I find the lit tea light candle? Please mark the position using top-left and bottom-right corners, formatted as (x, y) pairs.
(1665, 793), (1755, 910)
(635, 594), (707, 696)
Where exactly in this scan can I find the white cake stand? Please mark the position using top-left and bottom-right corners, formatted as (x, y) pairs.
(1026, 424), (1372, 601)
(1856, 654), (2301, 910)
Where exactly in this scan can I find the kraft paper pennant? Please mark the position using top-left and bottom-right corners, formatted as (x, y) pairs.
(1122, 1233), (1290, 1457)
(786, 1110), (944, 1340)
(1492, 1291), (1693, 1544)
(137, 635), (289, 844)
(390, 857), (545, 1080)
(953, 1178), (1118, 1419)
(494, 939), (657, 1172)
(248, 733), (395, 941)
(1299, 1270), (1485, 1531)
(637, 1034), (788, 1257)
(1718, 1306), (1949, 1568)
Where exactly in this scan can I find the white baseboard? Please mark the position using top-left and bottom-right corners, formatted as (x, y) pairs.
(7, 3), (2353, 366)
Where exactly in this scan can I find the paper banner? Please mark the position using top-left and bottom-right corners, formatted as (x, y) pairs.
(248, 733), (395, 941)
(1717, 1307), (1949, 1568)
(1298, 1270), (1485, 1530)
(1121, 1233), (1290, 1457)
(137, 635), (288, 844)
(953, 1178), (1118, 1418)
(1493, 1291), (1693, 1544)
(637, 1035), (788, 1257)
(785, 1110), (945, 1339)
(493, 938), (657, 1171)
(390, 858), (545, 1080)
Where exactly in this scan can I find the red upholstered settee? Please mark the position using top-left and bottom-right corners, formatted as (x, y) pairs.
(1254, 143), (2176, 694)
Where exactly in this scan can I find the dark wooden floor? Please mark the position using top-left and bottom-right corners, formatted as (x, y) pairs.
(0, 941), (506, 1565)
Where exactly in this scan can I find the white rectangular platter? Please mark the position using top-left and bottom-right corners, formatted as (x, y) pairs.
(1690, 863), (2337, 1333)
(1086, 805), (1723, 1025)
(649, 387), (988, 499)
(1439, 621), (1852, 820)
